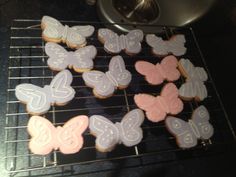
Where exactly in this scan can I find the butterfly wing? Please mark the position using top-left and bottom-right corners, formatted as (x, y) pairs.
(45, 42), (69, 71)
(82, 71), (115, 97)
(98, 28), (121, 53)
(168, 35), (186, 56)
(41, 16), (64, 41)
(108, 55), (131, 87)
(178, 58), (195, 79)
(27, 116), (55, 155)
(72, 45), (97, 71)
(135, 61), (163, 85)
(49, 70), (75, 104)
(71, 25), (95, 37)
(125, 29), (143, 54)
(66, 28), (86, 48)
(15, 84), (51, 115)
(146, 34), (168, 56)
(160, 55), (180, 81)
(117, 109), (144, 146)
(190, 67), (208, 82)
(191, 106), (214, 140)
(58, 115), (89, 154)
(89, 115), (119, 152)
(161, 83), (183, 115)
(165, 116), (198, 148)
(134, 94), (166, 122)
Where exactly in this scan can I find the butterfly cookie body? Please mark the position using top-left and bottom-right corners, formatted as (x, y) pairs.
(89, 109), (144, 152)
(146, 34), (186, 57)
(45, 42), (97, 72)
(135, 55), (180, 85)
(165, 105), (214, 148)
(98, 28), (143, 55)
(15, 70), (75, 115)
(134, 83), (183, 122)
(41, 16), (94, 49)
(28, 115), (88, 155)
(178, 59), (208, 101)
(82, 55), (131, 98)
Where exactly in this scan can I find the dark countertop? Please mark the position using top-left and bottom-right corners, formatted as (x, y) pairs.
(0, 0), (236, 176)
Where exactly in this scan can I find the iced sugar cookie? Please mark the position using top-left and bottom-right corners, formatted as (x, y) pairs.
(41, 16), (94, 49)
(134, 83), (183, 122)
(135, 55), (180, 85)
(15, 70), (75, 115)
(178, 58), (208, 101)
(28, 115), (88, 155)
(45, 42), (97, 72)
(82, 55), (131, 99)
(89, 109), (144, 152)
(98, 28), (143, 55)
(146, 34), (186, 57)
(165, 105), (214, 149)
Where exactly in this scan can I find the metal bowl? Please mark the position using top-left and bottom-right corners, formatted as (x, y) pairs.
(97, 0), (216, 32)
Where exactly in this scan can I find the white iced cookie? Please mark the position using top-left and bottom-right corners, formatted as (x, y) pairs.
(41, 16), (95, 49)
(178, 59), (208, 101)
(146, 34), (186, 56)
(15, 70), (75, 115)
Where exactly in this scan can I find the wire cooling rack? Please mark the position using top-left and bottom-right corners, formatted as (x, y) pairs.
(4, 19), (236, 177)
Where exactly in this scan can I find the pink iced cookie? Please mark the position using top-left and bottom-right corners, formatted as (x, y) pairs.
(27, 115), (88, 155)
(135, 55), (180, 85)
(134, 83), (183, 122)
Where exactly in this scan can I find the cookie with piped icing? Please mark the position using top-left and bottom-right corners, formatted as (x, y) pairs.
(146, 34), (186, 57)
(41, 16), (94, 49)
(28, 115), (88, 155)
(89, 109), (144, 152)
(135, 55), (180, 85)
(15, 70), (75, 115)
(45, 42), (97, 73)
(98, 28), (143, 55)
(178, 58), (208, 101)
(165, 105), (214, 149)
(82, 55), (132, 99)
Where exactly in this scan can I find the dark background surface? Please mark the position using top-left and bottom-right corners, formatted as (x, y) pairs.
(0, 0), (236, 176)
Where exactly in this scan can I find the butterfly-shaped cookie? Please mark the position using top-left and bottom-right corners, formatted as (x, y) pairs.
(28, 115), (88, 155)
(45, 42), (97, 72)
(89, 109), (144, 152)
(41, 16), (94, 48)
(134, 83), (183, 122)
(15, 70), (75, 115)
(146, 34), (186, 56)
(178, 59), (208, 101)
(98, 28), (143, 55)
(135, 55), (180, 85)
(82, 55), (131, 98)
(165, 105), (214, 148)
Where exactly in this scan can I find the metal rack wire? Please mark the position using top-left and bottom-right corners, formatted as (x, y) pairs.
(4, 19), (236, 176)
